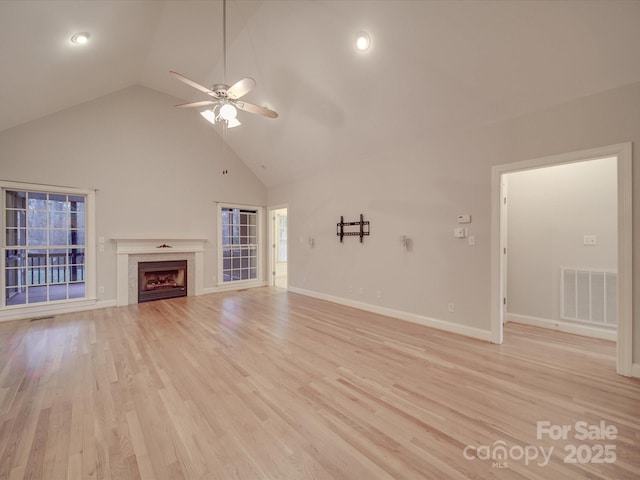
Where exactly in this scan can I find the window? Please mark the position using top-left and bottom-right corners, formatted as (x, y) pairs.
(2, 184), (94, 308)
(219, 205), (260, 283)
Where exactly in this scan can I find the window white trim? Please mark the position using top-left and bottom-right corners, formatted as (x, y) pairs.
(216, 202), (264, 288)
(1, 181), (96, 318)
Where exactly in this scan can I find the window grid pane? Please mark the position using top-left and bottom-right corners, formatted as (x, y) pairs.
(221, 208), (258, 283)
(4, 190), (87, 306)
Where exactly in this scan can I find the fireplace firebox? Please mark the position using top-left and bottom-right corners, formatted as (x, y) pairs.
(138, 260), (187, 303)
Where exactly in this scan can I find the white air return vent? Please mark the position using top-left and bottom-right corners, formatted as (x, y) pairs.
(561, 267), (616, 326)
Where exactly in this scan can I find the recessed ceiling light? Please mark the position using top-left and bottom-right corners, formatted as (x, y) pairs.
(355, 32), (370, 52)
(71, 32), (90, 44)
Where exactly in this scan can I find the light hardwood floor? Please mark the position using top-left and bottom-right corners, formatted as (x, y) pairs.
(0, 288), (638, 479)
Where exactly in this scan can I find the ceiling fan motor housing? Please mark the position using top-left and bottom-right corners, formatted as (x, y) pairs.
(211, 84), (231, 99)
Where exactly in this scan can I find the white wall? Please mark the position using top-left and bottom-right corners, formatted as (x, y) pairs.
(269, 125), (494, 334)
(268, 80), (640, 361)
(505, 158), (617, 322)
(0, 86), (267, 304)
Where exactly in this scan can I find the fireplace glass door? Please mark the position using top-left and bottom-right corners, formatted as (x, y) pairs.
(138, 260), (187, 303)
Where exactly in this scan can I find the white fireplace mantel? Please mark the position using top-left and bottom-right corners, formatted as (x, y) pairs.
(113, 236), (207, 306)
(112, 236), (207, 254)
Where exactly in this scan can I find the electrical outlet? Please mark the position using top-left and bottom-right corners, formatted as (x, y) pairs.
(348, 285), (353, 293)
(358, 287), (364, 295)
(376, 290), (381, 298)
(98, 286), (105, 294)
(448, 303), (455, 313)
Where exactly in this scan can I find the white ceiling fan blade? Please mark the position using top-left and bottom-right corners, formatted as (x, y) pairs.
(236, 101), (278, 119)
(169, 71), (214, 95)
(174, 100), (216, 108)
(226, 77), (256, 99)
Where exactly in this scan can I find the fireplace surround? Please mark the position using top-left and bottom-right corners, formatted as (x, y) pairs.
(113, 237), (206, 306)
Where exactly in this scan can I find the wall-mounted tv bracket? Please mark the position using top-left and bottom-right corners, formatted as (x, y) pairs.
(337, 214), (370, 243)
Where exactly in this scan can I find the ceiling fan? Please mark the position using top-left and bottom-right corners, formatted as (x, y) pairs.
(169, 0), (278, 128)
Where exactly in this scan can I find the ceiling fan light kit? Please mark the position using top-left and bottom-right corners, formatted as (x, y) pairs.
(219, 103), (237, 120)
(199, 106), (241, 128)
(199, 109), (217, 124)
(169, 0), (277, 127)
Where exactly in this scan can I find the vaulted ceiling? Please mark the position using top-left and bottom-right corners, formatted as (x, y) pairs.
(2, 0), (640, 187)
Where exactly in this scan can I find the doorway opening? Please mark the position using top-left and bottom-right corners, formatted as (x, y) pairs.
(491, 143), (632, 376)
(503, 158), (618, 340)
(270, 207), (288, 288)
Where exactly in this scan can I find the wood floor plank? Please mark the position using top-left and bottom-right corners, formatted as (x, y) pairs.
(0, 287), (638, 479)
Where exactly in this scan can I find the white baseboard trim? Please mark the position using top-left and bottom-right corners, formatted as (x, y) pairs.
(0, 280), (271, 323)
(0, 280), (272, 322)
(0, 299), (117, 323)
(202, 280), (268, 295)
(95, 299), (118, 309)
(507, 313), (617, 341)
(289, 286), (492, 342)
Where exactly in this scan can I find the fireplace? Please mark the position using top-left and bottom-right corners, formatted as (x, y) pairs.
(138, 260), (187, 303)
(113, 237), (206, 306)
